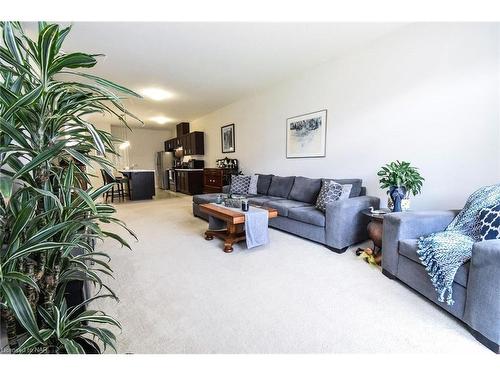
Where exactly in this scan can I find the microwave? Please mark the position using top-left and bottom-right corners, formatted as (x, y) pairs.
(188, 159), (205, 169)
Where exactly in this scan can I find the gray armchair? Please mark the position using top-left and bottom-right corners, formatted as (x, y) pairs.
(382, 210), (500, 353)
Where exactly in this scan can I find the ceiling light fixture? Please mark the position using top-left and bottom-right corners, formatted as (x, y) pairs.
(150, 116), (173, 125)
(140, 87), (173, 101)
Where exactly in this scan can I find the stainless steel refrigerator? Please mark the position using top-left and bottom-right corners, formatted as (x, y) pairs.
(155, 151), (174, 190)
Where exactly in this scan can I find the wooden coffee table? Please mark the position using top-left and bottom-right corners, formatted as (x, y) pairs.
(199, 203), (278, 253)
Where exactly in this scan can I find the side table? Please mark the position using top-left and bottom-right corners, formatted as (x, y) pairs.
(356, 208), (391, 266)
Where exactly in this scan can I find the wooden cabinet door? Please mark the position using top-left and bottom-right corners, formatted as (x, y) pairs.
(190, 132), (204, 155)
(184, 135), (192, 155)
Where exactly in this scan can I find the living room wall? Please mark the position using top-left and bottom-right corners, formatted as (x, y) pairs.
(191, 23), (500, 210)
(111, 125), (173, 171)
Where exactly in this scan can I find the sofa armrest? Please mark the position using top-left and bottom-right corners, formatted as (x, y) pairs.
(382, 210), (458, 277)
(463, 240), (500, 348)
(222, 185), (230, 193)
(325, 195), (380, 249)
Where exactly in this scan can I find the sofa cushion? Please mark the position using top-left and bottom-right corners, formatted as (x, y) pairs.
(267, 176), (295, 198)
(288, 176), (322, 204)
(247, 195), (284, 206)
(324, 178), (362, 198)
(399, 239), (470, 288)
(288, 206), (326, 227)
(263, 199), (311, 217)
(193, 193), (220, 205)
(256, 174), (273, 195)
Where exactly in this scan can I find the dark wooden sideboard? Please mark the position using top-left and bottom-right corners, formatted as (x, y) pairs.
(203, 168), (236, 193)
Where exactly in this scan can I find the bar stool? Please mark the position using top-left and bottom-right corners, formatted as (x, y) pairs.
(101, 170), (127, 203)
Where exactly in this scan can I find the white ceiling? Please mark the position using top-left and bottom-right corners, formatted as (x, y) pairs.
(26, 22), (406, 130)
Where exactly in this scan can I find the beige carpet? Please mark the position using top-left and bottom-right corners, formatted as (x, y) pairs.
(92, 194), (490, 354)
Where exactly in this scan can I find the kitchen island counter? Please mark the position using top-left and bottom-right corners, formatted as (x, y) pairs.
(119, 170), (155, 200)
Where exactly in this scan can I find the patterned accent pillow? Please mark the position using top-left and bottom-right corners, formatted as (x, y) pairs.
(230, 175), (251, 195)
(315, 180), (343, 212)
(479, 204), (500, 240)
(248, 175), (259, 195)
(339, 184), (353, 201)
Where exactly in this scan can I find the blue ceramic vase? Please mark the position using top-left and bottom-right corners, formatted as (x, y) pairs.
(389, 186), (407, 212)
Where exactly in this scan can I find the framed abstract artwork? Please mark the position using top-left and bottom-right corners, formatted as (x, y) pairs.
(221, 123), (235, 153)
(286, 110), (327, 158)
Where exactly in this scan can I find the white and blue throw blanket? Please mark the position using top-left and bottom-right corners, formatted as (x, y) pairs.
(208, 204), (269, 249)
(417, 184), (500, 305)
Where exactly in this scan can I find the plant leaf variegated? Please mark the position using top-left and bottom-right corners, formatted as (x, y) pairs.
(377, 160), (425, 197)
(0, 21), (139, 353)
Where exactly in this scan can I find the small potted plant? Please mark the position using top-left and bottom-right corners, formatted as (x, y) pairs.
(377, 161), (424, 212)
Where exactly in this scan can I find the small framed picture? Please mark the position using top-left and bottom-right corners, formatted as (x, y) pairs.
(221, 123), (235, 153)
(286, 110), (327, 158)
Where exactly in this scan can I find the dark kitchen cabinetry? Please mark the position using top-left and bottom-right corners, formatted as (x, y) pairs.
(176, 122), (190, 137)
(176, 170), (203, 195)
(183, 132), (204, 155)
(165, 131), (204, 155)
(164, 138), (177, 151)
(203, 168), (236, 193)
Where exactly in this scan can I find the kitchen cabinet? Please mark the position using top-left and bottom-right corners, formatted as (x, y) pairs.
(176, 170), (204, 195)
(164, 138), (177, 151)
(164, 131), (204, 155)
(176, 122), (190, 137)
(180, 132), (204, 155)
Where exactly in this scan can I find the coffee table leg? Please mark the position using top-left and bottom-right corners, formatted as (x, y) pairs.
(204, 223), (246, 253)
(223, 224), (239, 253)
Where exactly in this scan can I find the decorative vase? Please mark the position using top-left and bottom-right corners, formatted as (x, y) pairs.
(387, 197), (411, 212)
(388, 186), (407, 212)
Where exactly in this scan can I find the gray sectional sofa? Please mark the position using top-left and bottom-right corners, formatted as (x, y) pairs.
(382, 211), (500, 353)
(193, 174), (380, 252)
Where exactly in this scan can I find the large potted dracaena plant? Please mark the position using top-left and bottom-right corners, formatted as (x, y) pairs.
(0, 22), (141, 353)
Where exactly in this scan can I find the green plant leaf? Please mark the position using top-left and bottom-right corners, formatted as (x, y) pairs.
(3, 272), (40, 291)
(3, 22), (23, 64)
(37, 23), (59, 82)
(13, 141), (65, 179)
(0, 175), (13, 203)
(8, 200), (36, 245)
(49, 52), (97, 76)
(2, 84), (44, 119)
(59, 70), (141, 98)
(1, 282), (44, 343)
(16, 329), (54, 354)
(60, 338), (85, 354)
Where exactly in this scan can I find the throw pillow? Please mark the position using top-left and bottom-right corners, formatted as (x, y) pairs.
(479, 204), (500, 240)
(248, 175), (259, 195)
(315, 180), (343, 212)
(230, 175), (251, 195)
(339, 184), (353, 200)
